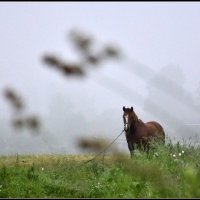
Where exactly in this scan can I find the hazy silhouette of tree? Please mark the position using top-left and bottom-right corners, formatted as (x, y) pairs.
(143, 65), (200, 143)
(195, 82), (200, 110)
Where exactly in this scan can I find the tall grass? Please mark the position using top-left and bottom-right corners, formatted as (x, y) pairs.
(1, 139), (200, 198)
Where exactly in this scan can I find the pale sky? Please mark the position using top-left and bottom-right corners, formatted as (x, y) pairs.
(0, 2), (200, 155)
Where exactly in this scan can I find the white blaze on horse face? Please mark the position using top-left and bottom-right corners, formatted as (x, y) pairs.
(124, 114), (129, 131)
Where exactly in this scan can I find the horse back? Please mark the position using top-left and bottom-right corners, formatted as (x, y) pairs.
(146, 121), (165, 140)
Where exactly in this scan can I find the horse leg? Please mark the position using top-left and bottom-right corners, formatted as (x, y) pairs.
(144, 143), (150, 152)
(141, 140), (151, 158)
(145, 143), (151, 159)
(128, 143), (134, 158)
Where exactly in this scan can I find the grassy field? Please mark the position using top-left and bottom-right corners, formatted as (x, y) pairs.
(1, 140), (200, 198)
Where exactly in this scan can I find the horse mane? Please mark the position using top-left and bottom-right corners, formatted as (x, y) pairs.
(129, 111), (143, 132)
(130, 111), (144, 124)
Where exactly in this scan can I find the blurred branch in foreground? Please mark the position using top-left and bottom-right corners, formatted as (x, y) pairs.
(42, 29), (121, 78)
(2, 87), (41, 134)
(43, 55), (85, 77)
(77, 137), (117, 153)
(12, 115), (41, 132)
(69, 29), (121, 66)
(4, 87), (25, 112)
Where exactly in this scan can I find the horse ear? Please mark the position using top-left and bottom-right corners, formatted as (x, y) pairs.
(123, 106), (125, 111)
(131, 107), (133, 111)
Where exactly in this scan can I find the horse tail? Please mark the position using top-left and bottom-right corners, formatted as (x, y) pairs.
(160, 126), (165, 144)
(150, 121), (165, 144)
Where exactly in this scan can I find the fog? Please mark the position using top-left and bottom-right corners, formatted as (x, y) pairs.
(0, 2), (200, 155)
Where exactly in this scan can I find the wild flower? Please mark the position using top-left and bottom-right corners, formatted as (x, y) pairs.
(179, 153), (182, 156)
(173, 154), (176, 158)
(41, 167), (44, 171)
(154, 152), (159, 157)
(94, 182), (102, 189)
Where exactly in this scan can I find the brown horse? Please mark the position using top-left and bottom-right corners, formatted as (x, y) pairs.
(123, 106), (165, 156)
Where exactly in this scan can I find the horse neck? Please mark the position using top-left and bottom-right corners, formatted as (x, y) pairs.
(128, 114), (140, 134)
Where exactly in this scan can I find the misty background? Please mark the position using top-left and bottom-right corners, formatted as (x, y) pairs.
(0, 2), (200, 155)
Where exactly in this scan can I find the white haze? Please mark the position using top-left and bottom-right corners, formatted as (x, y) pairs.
(0, 2), (200, 155)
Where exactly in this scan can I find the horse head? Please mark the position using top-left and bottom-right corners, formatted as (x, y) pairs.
(122, 106), (136, 132)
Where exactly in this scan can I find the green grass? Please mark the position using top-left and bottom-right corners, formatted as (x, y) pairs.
(1, 140), (200, 198)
